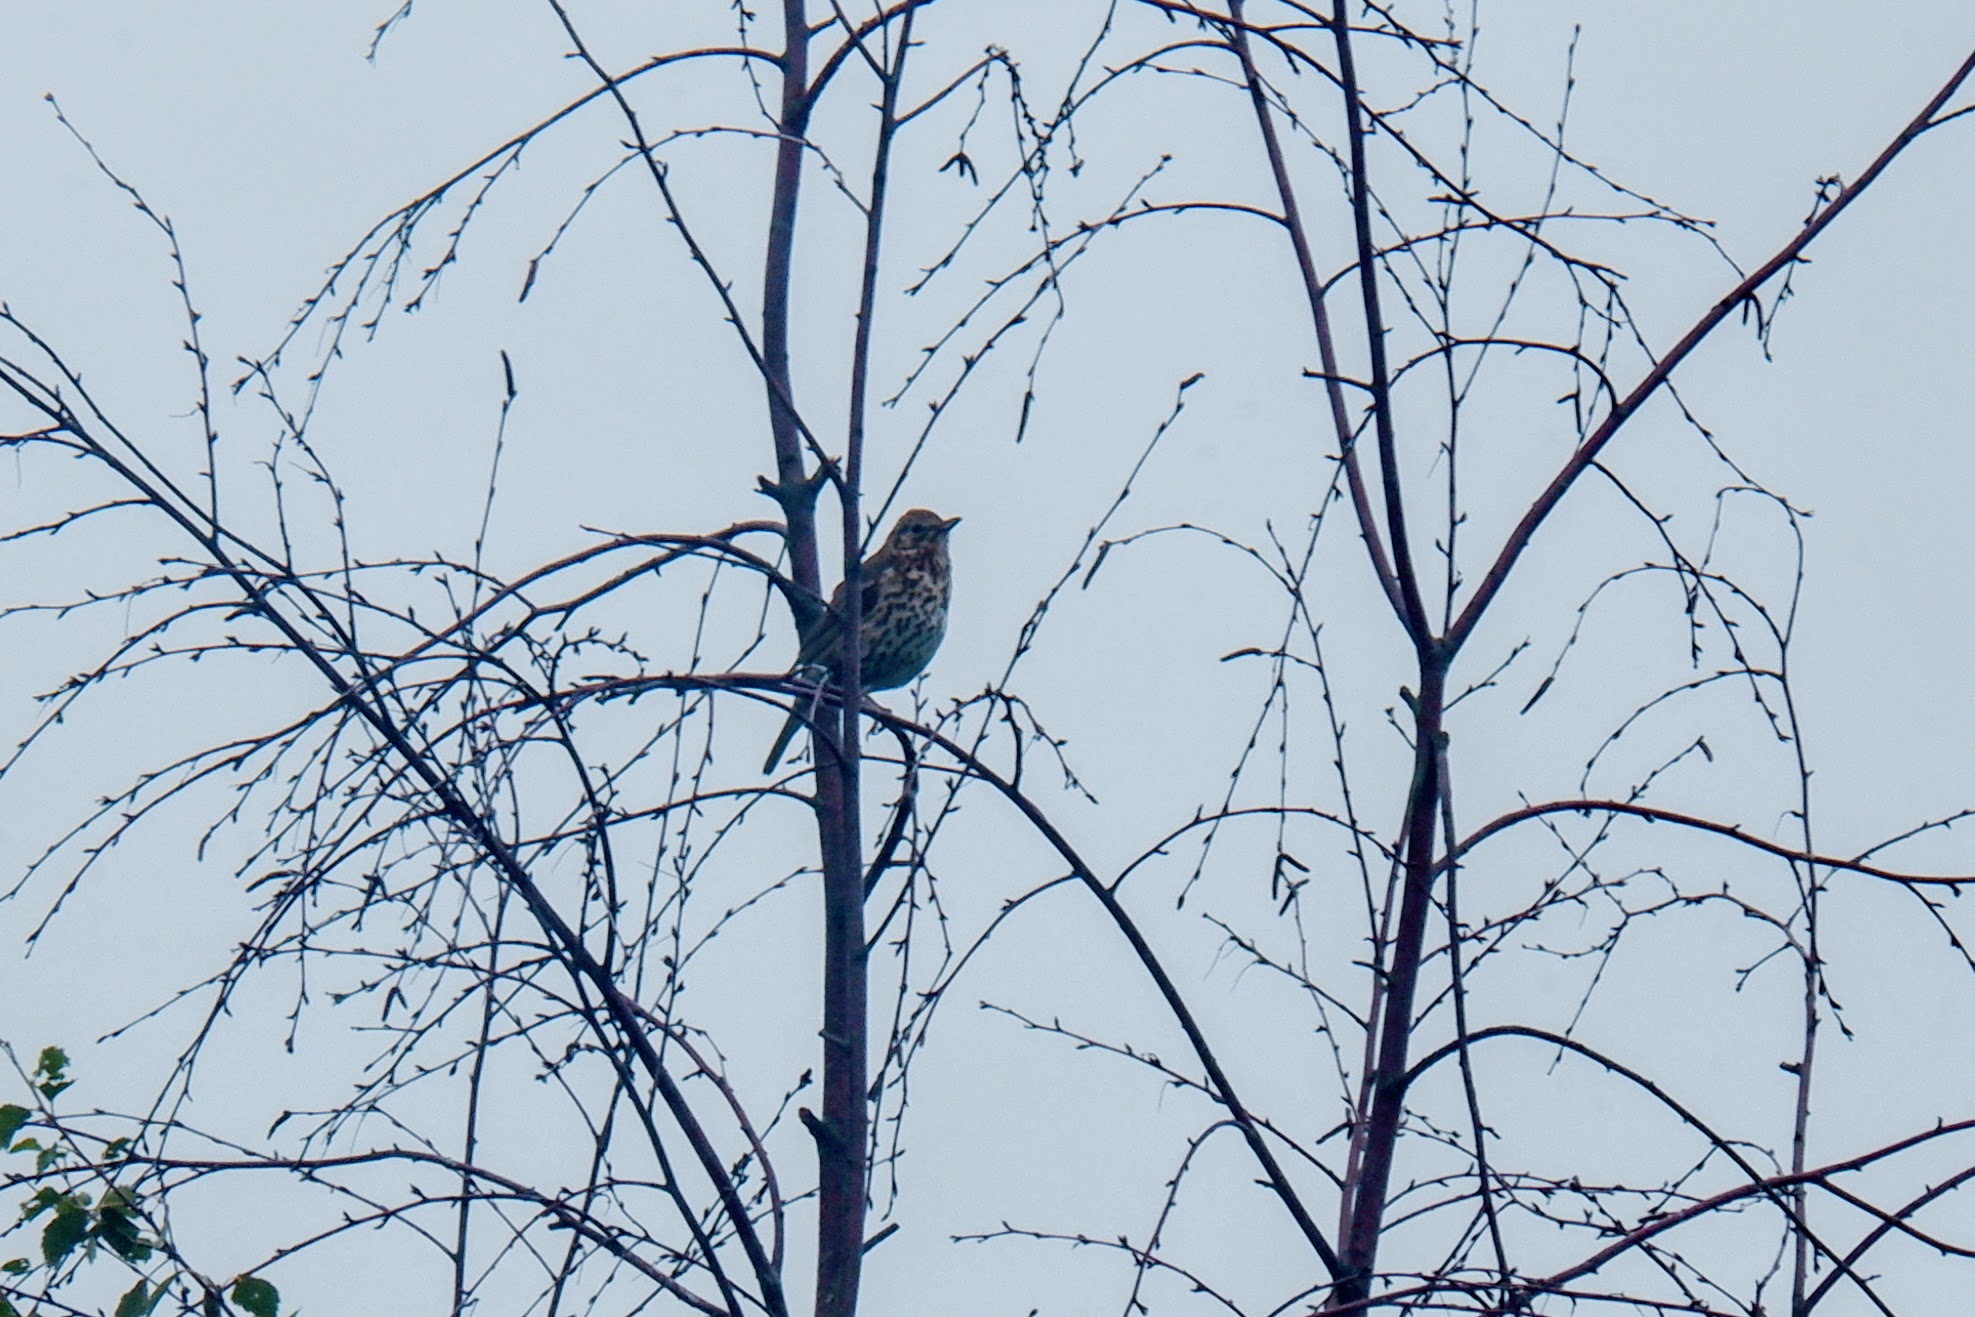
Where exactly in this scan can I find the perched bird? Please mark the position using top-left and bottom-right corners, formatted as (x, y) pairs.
(763, 508), (960, 772)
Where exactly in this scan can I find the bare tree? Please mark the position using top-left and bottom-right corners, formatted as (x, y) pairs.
(4, 4), (1974, 1315)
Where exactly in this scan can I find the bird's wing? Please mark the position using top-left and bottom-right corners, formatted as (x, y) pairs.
(797, 558), (891, 664)
(793, 581), (844, 663)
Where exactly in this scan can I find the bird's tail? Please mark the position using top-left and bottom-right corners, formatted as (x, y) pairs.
(763, 674), (829, 773)
(762, 705), (805, 774)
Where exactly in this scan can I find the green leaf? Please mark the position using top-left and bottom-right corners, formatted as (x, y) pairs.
(39, 1201), (89, 1266)
(115, 1279), (162, 1317)
(230, 1275), (279, 1317)
(34, 1047), (72, 1100)
(0, 1105), (26, 1145)
(96, 1203), (150, 1261)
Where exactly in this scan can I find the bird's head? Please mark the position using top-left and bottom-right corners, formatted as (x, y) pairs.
(884, 508), (961, 553)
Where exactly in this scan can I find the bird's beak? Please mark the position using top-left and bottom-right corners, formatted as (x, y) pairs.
(942, 516), (962, 532)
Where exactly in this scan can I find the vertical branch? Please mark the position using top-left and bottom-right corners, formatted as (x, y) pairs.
(1331, 663), (1445, 1308)
(1326, 3), (1447, 1298)
(1223, 0), (1405, 625)
(1226, 3), (1447, 1301)
(762, 0), (825, 619)
(454, 885), (512, 1312)
(1325, 6), (1429, 646)
(1435, 733), (1513, 1302)
(747, 3), (871, 1310)
(810, 11), (914, 1317)
(1779, 671), (1822, 1307)
(1790, 862), (1822, 1310)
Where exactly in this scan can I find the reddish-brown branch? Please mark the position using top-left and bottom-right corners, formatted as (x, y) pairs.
(918, 723), (1343, 1277)
(1225, 0), (1406, 626)
(1452, 798), (1975, 887)
(1330, 665), (1445, 1308)
(812, 11), (916, 1317)
(1447, 47), (1975, 657)
(1326, 4), (1430, 647)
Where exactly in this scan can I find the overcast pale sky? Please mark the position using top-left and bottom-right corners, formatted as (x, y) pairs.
(3, 4), (1973, 1313)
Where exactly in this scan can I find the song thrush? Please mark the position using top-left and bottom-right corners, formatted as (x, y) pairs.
(762, 508), (960, 773)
